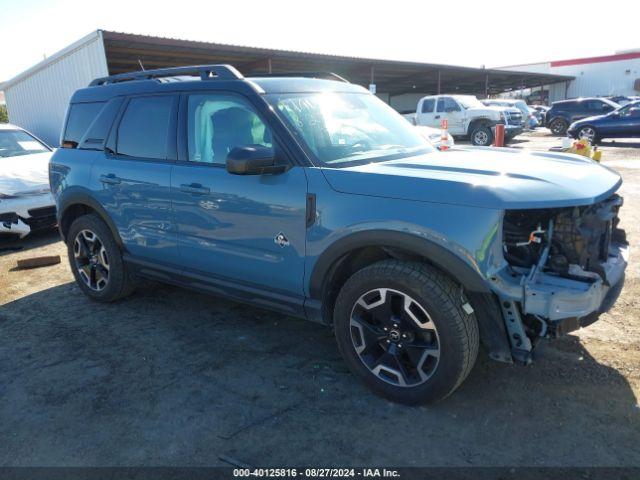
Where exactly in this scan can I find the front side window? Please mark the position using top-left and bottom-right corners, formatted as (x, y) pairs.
(267, 92), (432, 167)
(421, 99), (435, 113)
(0, 130), (50, 158)
(437, 97), (460, 113)
(187, 94), (272, 164)
(117, 96), (174, 159)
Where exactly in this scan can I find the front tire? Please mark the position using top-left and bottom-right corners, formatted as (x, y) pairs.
(577, 125), (599, 143)
(333, 260), (479, 405)
(67, 213), (136, 302)
(470, 125), (493, 146)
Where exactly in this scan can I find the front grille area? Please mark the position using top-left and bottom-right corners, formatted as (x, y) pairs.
(506, 111), (523, 126)
(503, 195), (624, 280)
(25, 206), (57, 230)
(27, 206), (56, 218)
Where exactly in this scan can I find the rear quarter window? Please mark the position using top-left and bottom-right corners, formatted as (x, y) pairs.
(62, 102), (105, 148)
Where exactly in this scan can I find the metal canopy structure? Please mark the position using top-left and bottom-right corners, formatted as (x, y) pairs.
(101, 31), (573, 97)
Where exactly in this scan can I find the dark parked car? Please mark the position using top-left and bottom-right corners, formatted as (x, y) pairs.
(568, 100), (640, 142)
(546, 98), (619, 135)
(49, 65), (628, 405)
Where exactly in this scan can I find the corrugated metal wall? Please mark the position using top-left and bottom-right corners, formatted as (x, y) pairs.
(501, 58), (640, 103)
(4, 32), (108, 146)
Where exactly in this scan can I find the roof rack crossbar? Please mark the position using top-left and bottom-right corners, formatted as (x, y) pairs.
(89, 64), (244, 86)
(253, 71), (349, 83)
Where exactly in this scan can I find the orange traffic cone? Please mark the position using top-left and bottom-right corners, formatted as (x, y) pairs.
(440, 119), (449, 151)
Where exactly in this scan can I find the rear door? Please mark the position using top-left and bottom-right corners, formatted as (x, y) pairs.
(90, 94), (180, 266)
(416, 97), (436, 127)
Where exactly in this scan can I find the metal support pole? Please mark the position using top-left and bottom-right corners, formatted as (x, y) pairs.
(437, 70), (441, 94)
(485, 74), (489, 98)
(268, 58), (272, 74)
(370, 66), (375, 85)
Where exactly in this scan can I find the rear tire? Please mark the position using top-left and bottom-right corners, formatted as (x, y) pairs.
(470, 125), (493, 146)
(67, 213), (136, 302)
(549, 118), (568, 136)
(333, 260), (479, 405)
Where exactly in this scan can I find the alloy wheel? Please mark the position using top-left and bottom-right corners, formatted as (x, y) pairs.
(73, 229), (110, 291)
(579, 127), (596, 141)
(349, 288), (440, 387)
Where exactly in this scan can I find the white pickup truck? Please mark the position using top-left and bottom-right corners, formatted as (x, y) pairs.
(413, 95), (524, 146)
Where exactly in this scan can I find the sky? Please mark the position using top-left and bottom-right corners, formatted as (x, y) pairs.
(1, 0), (639, 82)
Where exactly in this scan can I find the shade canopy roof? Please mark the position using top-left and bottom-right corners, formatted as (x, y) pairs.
(102, 31), (573, 97)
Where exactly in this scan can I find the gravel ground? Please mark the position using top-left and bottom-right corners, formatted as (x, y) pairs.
(0, 130), (639, 467)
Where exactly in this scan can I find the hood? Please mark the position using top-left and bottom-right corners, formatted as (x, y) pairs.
(0, 152), (52, 196)
(321, 147), (621, 210)
(465, 106), (503, 118)
(572, 114), (608, 125)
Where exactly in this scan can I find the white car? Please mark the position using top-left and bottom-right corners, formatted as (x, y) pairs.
(0, 123), (56, 238)
(415, 125), (455, 149)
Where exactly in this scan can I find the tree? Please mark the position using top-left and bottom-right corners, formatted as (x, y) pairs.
(0, 104), (8, 123)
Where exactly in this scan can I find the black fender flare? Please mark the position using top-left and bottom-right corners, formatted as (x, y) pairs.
(308, 230), (491, 300)
(58, 189), (123, 247)
(309, 230), (511, 363)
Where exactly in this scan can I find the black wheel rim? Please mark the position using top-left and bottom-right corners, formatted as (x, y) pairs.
(551, 121), (564, 134)
(73, 229), (110, 291)
(349, 288), (440, 387)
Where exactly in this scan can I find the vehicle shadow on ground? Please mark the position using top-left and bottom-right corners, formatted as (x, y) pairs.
(0, 281), (638, 467)
(599, 140), (640, 149)
(0, 227), (59, 257)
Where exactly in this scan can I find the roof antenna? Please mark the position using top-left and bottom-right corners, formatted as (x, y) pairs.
(138, 59), (145, 71)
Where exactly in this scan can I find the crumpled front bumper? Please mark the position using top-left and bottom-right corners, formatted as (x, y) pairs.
(0, 192), (55, 238)
(491, 241), (629, 323)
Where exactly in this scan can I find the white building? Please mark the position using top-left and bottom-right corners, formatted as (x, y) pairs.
(498, 50), (640, 103)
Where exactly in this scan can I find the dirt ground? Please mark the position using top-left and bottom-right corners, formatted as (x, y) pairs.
(0, 130), (639, 467)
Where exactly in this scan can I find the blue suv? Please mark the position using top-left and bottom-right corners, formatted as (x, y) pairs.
(545, 97), (619, 135)
(50, 65), (629, 404)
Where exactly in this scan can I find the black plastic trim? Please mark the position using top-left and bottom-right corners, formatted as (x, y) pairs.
(309, 230), (491, 300)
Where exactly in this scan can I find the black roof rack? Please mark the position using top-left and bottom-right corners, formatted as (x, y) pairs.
(251, 71), (349, 83)
(89, 64), (243, 86)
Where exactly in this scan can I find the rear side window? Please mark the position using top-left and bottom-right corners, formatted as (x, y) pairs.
(62, 102), (105, 148)
(117, 96), (174, 159)
(79, 98), (124, 150)
(421, 99), (435, 113)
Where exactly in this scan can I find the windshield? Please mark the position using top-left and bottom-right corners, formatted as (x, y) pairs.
(456, 96), (485, 109)
(0, 130), (50, 158)
(266, 92), (433, 167)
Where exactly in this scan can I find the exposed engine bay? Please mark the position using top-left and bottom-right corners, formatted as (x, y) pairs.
(495, 194), (628, 363)
(503, 194), (625, 281)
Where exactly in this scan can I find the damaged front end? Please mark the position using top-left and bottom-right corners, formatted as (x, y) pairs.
(491, 194), (628, 363)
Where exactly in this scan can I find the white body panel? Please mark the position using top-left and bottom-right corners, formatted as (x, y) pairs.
(2, 31), (109, 147)
(499, 55), (640, 103)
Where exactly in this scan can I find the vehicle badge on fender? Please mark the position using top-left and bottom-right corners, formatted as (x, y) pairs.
(274, 232), (290, 247)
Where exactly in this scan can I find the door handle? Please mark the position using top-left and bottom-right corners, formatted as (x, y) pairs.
(99, 174), (121, 185)
(180, 183), (210, 195)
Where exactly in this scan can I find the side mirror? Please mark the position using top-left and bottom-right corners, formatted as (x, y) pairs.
(610, 111), (620, 117)
(226, 145), (287, 175)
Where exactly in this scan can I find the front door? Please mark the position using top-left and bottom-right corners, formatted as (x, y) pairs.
(416, 98), (437, 127)
(91, 94), (180, 266)
(436, 97), (466, 135)
(171, 92), (308, 299)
